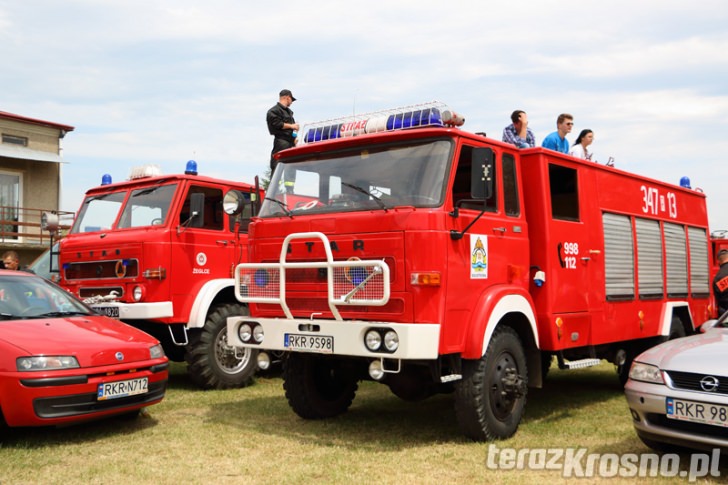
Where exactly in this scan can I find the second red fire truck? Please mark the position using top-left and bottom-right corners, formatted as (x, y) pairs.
(59, 162), (261, 389)
(227, 102), (713, 440)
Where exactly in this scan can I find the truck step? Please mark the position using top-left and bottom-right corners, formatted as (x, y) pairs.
(440, 374), (462, 383)
(559, 358), (601, 370)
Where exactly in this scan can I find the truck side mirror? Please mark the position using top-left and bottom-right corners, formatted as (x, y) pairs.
(471, 147), (494, 200)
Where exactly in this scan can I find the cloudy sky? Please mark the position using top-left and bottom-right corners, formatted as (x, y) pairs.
(3, 1), (728, 230)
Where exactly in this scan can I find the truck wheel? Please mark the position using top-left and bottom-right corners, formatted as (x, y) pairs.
(283, 353), (358, 419)
(185, 303), (258, 390)
(454, 326), (528, 441)
(617, 317), (686, 386)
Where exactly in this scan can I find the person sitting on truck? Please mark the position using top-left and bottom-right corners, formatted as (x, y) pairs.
(570, 129), (594, 161)
(713, 249), (728, 315)
(541, 113), (573, 154)
(502, 110), (535, 148)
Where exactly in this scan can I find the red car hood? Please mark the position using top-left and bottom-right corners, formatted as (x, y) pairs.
(0, 316), (158, 367)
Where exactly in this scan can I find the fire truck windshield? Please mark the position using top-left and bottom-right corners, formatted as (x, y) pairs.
(71, 183), (178, 233)
(260, 139), (452, 218)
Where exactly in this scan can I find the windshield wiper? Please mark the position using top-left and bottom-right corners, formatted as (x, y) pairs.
(265, 197), (293, 217)
(341, 183), (388, 211)
(30, 311), (90, 318)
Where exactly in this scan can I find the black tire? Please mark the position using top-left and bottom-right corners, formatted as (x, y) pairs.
(283, 353), (358, 419)
(454, 326), (528, 441)
(185, 303), (258, 390)
(669, 317), (687, 340)
(541, 353), (553, 382)
(616, 348), (635, 387)
(618, 317), (687, 386)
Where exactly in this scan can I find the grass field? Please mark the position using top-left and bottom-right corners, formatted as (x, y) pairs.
(1, 362), (725, 484)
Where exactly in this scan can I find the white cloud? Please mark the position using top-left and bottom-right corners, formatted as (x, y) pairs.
(2, 0), (728, 229)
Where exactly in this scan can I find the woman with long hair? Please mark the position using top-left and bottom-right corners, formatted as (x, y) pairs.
(570, 129), (594, 161)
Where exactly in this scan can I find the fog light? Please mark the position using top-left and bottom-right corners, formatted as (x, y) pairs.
(132, 285), (143, 302)
(238, 323), (253, 342)
(257, 352), (271, 370)
(383, 330), (399, 352)
(253, 325), (264, 343)
(368, 360), (385, 380)
(365, 329), (382, 351)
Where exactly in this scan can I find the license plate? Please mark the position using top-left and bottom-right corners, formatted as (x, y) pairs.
(284, 334), (334, 354)
(92, 306), (119, 318)
(97, 377), (149, 401)
(666, 397), (728, 428)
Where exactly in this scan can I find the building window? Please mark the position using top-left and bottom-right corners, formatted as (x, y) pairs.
(2, 134), (28, 146)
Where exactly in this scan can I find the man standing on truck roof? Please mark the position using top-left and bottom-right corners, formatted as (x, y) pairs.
(541, 113), (573, 154)
(266, 89), (300, 171)
(713, 249), (728, 315)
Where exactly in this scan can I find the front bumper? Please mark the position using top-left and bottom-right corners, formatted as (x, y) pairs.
(0, 362), (168, 427)
(625, 379), (728, 452)
(89, 301), (174, 320)
(227, 316), (440, 360)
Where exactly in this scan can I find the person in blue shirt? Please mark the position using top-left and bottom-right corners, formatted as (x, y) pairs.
(541, 113), (573, 154)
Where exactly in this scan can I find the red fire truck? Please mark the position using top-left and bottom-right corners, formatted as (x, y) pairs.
(60, 162), (261, 389)
(226, 102), (713, 440)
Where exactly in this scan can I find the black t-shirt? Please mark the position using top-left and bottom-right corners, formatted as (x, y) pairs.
(266, 102), (296, 144)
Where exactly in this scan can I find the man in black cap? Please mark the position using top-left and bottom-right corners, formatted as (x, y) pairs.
(266, 89), (300, 171)
(714, 249), (728, 315)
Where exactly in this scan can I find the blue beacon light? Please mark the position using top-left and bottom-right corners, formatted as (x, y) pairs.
(302, 102), (464, 144)
(185, 160), (198, 175)
(101, 174), (112, 185)
(680, 176), (691, 189)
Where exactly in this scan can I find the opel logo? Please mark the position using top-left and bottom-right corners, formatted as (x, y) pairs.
(115, 352), (124, 361)
(700, 375), (720, 392)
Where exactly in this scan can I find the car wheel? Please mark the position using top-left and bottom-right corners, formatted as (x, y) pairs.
(454, 326), (528, 441)
(185, 303), (258, 390)
(283, 353), (358, 419)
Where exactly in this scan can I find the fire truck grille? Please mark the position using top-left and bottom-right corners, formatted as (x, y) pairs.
(79, 287), (124, 298)
(238, 265), (387, 302)
(258, 298), (404, 315)
(64, 260), (139, 280)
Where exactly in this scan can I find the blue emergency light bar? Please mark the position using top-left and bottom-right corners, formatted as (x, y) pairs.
(301, 101), (464, 144)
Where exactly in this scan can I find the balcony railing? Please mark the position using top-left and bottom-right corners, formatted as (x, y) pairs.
(0, 206), (75, 245)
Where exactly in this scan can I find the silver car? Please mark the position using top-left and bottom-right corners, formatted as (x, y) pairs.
(625, 318), (728, 453)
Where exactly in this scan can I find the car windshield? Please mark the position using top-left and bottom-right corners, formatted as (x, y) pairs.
(260, 139), (452, 218)
(71, 183), (178, 232)
(0, 274), (90, 320)
(27, 242), (59, 280)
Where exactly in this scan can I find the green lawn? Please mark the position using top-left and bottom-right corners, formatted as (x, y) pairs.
(0, 362), (724, 484)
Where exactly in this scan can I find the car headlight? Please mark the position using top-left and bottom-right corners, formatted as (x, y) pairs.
(17, 356), (80, 371)
(149, 344), (165, 359)
(628, 362), (665, 384)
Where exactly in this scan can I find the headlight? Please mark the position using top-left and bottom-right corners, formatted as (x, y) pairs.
(17, 356), (80, 371)
(628, 362), (665, 384)
(383, 330), (399, 352)
(253, 325), (264, 343)
(365, 329), (382, 351)
(149, 344), (165, 359)
(238, 323), (253, 342)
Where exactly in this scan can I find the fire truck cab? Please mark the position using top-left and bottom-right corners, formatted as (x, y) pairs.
(61, 162), (261, 389)
(227, 103), (712, 440)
